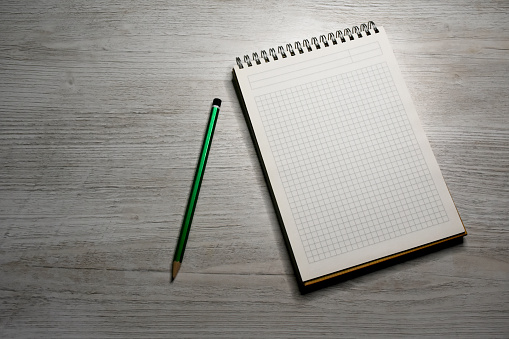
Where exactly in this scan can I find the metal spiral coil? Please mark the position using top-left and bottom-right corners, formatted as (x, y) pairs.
(269, 48), (278, 60)
(311, 37), (321, 49)
(286, 43), (295, 56)
(278, 46), (287, 58)
(343, 28), (353, 41)
(244, 55), (252, 67)
(295, 41), (304, 54)
(336, 29), (345, 43)
(303, 39), (312, 52)
(328, 32), (337, 45)
(235, 21), (378, 69)
(260, 50), (269, 62)
(252, 52), (261, 65)
(360, 23), (369, 36)
(320, 35), (329, 47)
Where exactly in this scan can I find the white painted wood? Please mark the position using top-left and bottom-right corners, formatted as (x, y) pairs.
(0, 0), (508, 337)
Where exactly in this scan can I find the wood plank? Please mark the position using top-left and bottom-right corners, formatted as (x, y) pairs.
(1, 0), (508, 337)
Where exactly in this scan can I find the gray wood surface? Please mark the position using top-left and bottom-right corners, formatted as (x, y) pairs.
(1, 0), (508, 337)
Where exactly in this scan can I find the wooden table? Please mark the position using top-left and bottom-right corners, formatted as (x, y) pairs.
(1, 1), (508, 337)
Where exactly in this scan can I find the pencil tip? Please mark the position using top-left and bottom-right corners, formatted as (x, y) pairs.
(172, 261), (181, 281)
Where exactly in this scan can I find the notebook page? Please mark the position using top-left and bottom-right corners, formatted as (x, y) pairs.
(234, 27), (465, 282)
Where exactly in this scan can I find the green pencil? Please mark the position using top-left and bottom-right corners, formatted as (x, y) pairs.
(172, 98), (221, 281)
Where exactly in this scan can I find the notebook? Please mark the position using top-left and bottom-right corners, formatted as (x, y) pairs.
(232, 21), (466, 289)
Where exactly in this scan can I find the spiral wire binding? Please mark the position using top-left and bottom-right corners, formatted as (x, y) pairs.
(295, 41), (304, 54)
(328, 33), (337, 45)
(236, 21), (378, 69)
(303, 39), (312, 52)
(336, 30), (345, 43)
(320, 35), (329, 47)
(269, 48), (278, 61)
(278, 46), (287, 58)
(343, 28), (353, 41)
(261, 50), (269, 62)
(286, 44), (295, 56)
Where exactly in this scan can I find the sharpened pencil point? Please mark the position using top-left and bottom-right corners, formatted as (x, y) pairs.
(172, 261), (181, 281)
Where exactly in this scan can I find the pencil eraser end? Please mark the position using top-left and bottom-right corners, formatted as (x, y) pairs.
(213, 98), (222, 107)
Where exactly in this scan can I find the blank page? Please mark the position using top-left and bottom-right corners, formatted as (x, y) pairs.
(233, 27), (465, 283)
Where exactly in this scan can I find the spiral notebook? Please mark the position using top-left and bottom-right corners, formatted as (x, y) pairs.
(232, 22), (466, 289)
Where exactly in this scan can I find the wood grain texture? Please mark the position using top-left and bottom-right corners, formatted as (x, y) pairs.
(0, 0), (508, 337)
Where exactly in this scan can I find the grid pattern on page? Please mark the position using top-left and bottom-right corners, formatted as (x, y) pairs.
(254, 62), (449, 264)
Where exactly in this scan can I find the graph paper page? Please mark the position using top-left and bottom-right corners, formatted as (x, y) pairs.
(233, 27), (465, 283)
